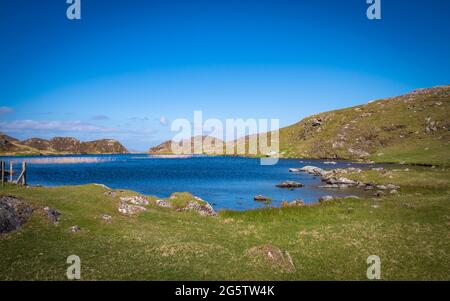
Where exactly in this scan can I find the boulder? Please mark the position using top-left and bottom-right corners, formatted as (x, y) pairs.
(386, 184), (400, 190)
(298, 166), (330, 177)
(290, 200), (305, 207)
(182, 198), (217, 216)
(326, 177), (358, 186)
(155, 199), (172, 208)
(43, 207), (61, 225)
(120, 196), (149, 205)
(0, 196), (33, 234)
(254, 195), (272, 202)
(68, 225), (81, 233)
(311, 118), (322, 126)
(319, 195), (334, 203)
(101, 214), (112, 222)
(276, 181), (304, 188)
(118, 202), (147, 215)
(104, 191), (116, 197)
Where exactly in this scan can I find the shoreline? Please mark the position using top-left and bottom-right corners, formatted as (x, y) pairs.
(1, 164), (449, 280)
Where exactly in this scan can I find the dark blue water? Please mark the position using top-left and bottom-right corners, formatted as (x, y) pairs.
(2, 155), (370, 211)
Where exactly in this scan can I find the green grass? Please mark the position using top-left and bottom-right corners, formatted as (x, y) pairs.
(277, 86), (450, 165)
(1, 165), (449, 280)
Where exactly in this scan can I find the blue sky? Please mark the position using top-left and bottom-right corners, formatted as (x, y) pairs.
(1, 0), (449, 151)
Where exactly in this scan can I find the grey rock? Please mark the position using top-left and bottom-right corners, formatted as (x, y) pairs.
(311, 118), (322, 126)
(0, 196), (33, 234)
(120, 196), (149, 205)
(376, 185), (388, 190)
(43, 206), (61, 225)
(276, 181), (304, 188)
(182, 198), (217, 216)
(155, 199), (172, 208)
(289, 200), (305, 207)
(254, 195), (272, 202)
(298, 166), (330, 177)
(319, 195), (334, 203)
(68, 225), (81, 233)
(386, 184), (400, 190)
(101, 214), (112, 221)
(374, 191), (385, 197)
(104, 191), (116, 197)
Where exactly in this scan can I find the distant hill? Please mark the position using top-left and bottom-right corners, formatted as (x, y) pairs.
(149, 136), (224, 155)
(148, 85), (450, 165)
(0, 135), (129, 156)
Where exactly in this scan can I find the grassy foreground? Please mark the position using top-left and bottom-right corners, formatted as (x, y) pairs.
(0, 166), (449, 280)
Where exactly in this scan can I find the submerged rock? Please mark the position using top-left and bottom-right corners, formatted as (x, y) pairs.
(254, 195), (272, 202)
(0, 196), (34, 234)
(276, 181), (304, 188)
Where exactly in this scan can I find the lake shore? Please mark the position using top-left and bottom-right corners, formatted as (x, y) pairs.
(1, 165), (449, 280)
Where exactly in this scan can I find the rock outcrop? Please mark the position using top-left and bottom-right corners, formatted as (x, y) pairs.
(0, 196), (34, 233)
(1, 133), (128, 155)
(20, 137), (128, 154)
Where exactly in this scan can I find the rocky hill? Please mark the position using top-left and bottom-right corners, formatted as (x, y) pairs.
(148, 85), (450, 165)
(277, 85), (450, 165)
(149, 136), (224, 155)
(0, 135), (129, 156)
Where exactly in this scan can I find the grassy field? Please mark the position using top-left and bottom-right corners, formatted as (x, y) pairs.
(1, 166), (449, 280)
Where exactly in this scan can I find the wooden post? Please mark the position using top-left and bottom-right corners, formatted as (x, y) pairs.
(22, 162), (27, 186)
(1, 161), (4, 187)
(10, 162), (13, 183)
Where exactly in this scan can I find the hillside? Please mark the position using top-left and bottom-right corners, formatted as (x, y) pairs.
(0, 135), (129, 156)
(149, 135), (224, 155)
(278, 85), (450, 165)
(149, 85), (450, 165)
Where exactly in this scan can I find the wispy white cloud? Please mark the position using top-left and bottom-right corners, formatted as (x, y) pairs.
(0, 120), (116, 133)
(0, 106), (13, 115)
(159, 116), (169, 126)
(92, 115), (110, 121)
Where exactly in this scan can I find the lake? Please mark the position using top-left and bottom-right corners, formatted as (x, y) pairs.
(2, 155), (371, 211)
